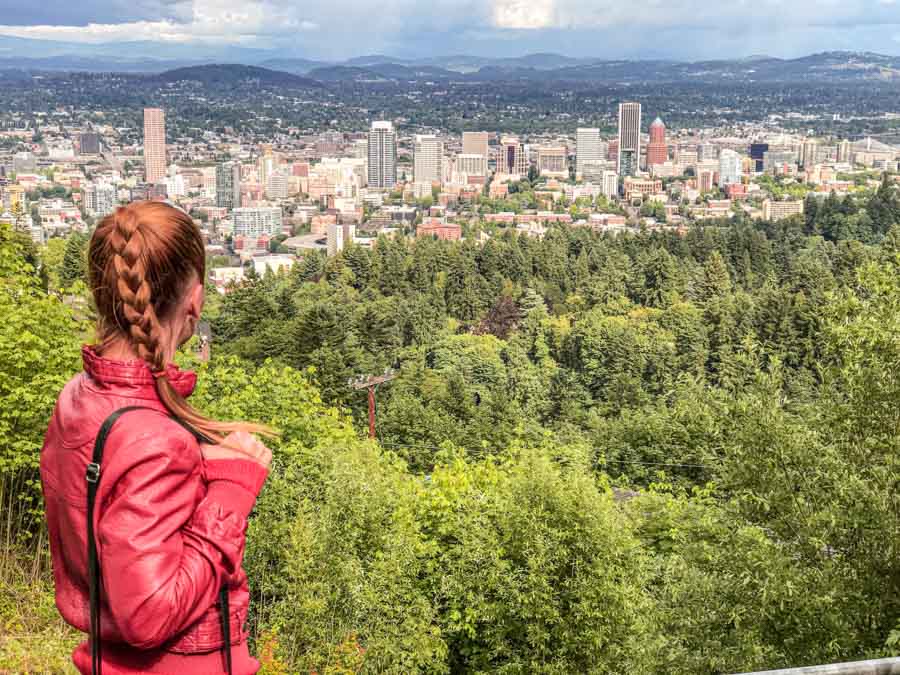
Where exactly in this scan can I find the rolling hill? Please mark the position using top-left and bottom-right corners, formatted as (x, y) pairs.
(156, 64), (321, 88)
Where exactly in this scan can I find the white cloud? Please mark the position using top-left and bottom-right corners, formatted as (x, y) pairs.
(487, 0), (900, 32)
(0, 21), (201, 43)
(493, 0), (556, 29)
(0, 0), (319, 44)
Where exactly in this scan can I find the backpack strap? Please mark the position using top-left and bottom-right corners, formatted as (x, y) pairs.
(85, 406), (232, 675)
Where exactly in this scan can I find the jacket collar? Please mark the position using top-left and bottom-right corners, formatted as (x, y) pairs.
(82, 345), (197, 399)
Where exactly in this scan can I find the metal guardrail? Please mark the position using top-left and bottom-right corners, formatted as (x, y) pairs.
(735, 657), (900, 675)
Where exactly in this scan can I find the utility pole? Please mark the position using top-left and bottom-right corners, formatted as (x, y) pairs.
(348, 370), (397, 439)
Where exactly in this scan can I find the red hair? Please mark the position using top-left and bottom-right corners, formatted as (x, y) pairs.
(89, 201), (273, 442)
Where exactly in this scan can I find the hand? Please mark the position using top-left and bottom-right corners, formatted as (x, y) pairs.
(201, 431), (272, 470)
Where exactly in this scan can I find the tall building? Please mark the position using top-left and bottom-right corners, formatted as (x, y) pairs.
(719, 149), (743, 186)
(800, 139), (818, 168)
(576, 128), (602, 177)
(462, 131), (489, 159)
(837, 139), (852, 164)
(499, 136), (528, 177)
(327, 222), (356, 256)
(646, 117), (667, 168)
(266, 171), (289, 200)
(367, 121), (397, 189)
(232, 207), (283, 237)
(750, 143), (769, 173)
(697, 143), (717, 161)
(414, 134), (443, 184)
(143, 108), (166, 184)
(601, 171), (619, 200)
(257, 145), (276, 186)
(617, 102), (641, 177)
(216, 161), (242, 210)
(84, 183), (117, 217)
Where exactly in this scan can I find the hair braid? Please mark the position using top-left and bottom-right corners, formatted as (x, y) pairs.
(89, 200), (277, 442)
(108, 207), (166, 372)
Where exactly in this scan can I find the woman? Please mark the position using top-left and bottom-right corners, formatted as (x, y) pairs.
(40, 201), (273, 674)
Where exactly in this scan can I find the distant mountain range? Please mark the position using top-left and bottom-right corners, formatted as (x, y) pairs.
(0, 33), (898, 85)
(260, 51), (900, 84)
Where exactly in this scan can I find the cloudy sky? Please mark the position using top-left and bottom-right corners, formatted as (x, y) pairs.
(0, 0), (898, 60)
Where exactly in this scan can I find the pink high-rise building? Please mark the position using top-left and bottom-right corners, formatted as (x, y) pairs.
(647, 117), (667, 168)
(143, 108), (166, 183)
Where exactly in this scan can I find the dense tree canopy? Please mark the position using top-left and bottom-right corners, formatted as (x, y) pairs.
(1, 181), (899, 670)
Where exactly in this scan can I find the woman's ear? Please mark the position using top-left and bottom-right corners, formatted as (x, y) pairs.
(187, 280), (205, 320)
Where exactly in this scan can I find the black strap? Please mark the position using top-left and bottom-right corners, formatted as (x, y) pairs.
(86, 406), (232, 675)
(218, 586), (233, 674)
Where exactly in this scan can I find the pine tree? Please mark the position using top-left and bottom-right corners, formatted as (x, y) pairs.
(60, 232), (88, 287)
(695, 251), (733, 303)
(518, 286), (546, 316)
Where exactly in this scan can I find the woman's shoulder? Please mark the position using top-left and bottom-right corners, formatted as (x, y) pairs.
(101, 407), (204, 475)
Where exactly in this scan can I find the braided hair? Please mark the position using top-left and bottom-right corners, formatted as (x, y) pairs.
(89, 201), (273, 442)
(107, 205), (167, 371)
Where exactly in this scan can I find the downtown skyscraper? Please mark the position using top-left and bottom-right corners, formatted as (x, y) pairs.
(576, 128), (603, 178)
(414, 134), (443, 184)
(719, 149), (743, 185)
(143, 108), (166, 184)
(646, 117), (667, 168)
(617, 102), (641, 177)
(216, 161), (242, 210)
(499, 136), (528, 177)
(368, 121), (397, 189)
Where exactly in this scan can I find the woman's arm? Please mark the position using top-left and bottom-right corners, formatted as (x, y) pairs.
(97, 428), (267, 650)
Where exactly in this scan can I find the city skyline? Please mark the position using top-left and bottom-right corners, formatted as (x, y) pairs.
(1, 0), (900, 61)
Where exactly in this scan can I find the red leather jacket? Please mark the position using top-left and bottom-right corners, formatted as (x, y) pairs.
(40, 346), (268, 674)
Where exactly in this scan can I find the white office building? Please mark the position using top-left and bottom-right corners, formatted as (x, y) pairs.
(602, 171), (619, 200)
(719, 149), (743, 186)
(266, 171), (289, 200)
(327, 222), (356, 256)
(414, 134), (443, 185)
(232, 207), (283, 237)
(576, 128), (605, 178)
(84, 183), (118, 218)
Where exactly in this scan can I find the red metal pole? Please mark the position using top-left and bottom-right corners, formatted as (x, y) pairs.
(368, 385), (376, 439)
